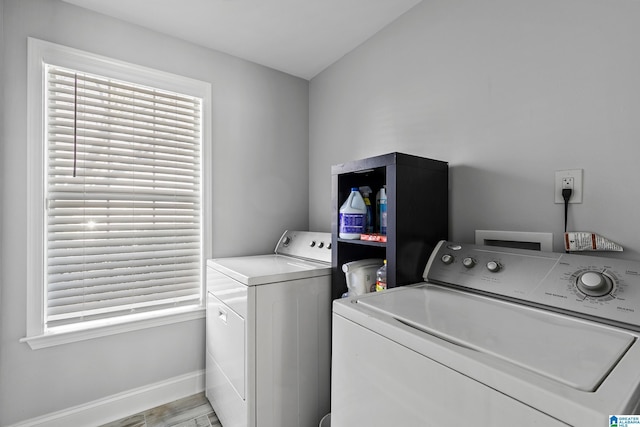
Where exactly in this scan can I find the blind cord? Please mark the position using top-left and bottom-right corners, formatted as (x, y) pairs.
(73, 73), (78, 178)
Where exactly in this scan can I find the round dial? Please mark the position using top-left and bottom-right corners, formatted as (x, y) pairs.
(486, 261), (501, 273)
(282, 236), (292, 246)
(309, 240), (316, 247)
(441, 254), (454, 265)
(576, 271), (613, 297)
(462, 257), (476, 268)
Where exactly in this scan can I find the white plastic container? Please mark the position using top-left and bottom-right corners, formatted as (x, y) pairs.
(342, 258), (384, 296)
(339, 188), (367, 239)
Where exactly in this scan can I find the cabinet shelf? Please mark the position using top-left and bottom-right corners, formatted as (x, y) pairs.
(331, 152), (448, 299)
(336, 238), (386, 248)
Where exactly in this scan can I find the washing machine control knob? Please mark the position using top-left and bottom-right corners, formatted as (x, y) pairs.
(318, 242), (324, 248)
(282, 236), (292, 246)
(462, 257), (476, 268)
(486, 261), (501, 273)
(326, 243), (332, 250)
(576, 271), (613, 297)
(309, 240), (316, 247)
(441, 254), (454, 265)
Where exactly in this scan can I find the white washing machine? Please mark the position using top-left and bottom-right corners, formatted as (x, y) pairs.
(206, 230), (332, 427)
(331, 240), (640, 427)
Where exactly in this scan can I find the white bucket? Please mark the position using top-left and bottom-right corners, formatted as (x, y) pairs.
(342, 259), (384, 296)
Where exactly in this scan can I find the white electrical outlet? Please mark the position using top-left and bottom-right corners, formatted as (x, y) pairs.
(555, 169), (583, 204)
(562, 177), (574, 190)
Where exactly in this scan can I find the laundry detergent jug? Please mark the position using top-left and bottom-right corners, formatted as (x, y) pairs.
(339, 188), (367, 239)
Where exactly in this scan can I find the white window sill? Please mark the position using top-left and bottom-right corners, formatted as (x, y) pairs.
(21, 306), (205, 350)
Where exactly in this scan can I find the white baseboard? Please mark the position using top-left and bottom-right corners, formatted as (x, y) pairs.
(8, 370), (206, 427)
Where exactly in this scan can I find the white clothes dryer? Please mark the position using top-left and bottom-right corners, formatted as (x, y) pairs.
(206, 230), (332, 427)
(331, 241), (640, 427)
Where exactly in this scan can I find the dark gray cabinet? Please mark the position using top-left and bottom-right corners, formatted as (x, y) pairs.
(331, 152), (449, 299)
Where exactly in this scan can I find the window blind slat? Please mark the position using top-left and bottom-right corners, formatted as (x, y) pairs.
(48, 228), (199, 241)
(49, 155), (199, 172)
(48, 283), (201, 309)
(48, 260), (201, 279)
(48, 83), (200, 116)
(48, 242), (200, 259)
(48, 113), (200, 137)
(48, 218), (198, 227)
(49, 215), (198, 225)
(47, 235), (200, 251)
(47, 192), (198, 203)
(47, 267), (200, 303)
(49, 123), (198, 146)
(49, 68), (199, 103)
(48, 106), (200, 131)
(48, 95), (199, 122)
(48, 92), (199, 117)
(48, 160), (200, 181)
(49, 178), (199, 193)
(48, 262), (200, 287)
(49, 140), (198, 163)
(49, 136), (199, 156)
(45, 64), (203, 329)
(48, 222), (199, 233)
(48, 98), (199, 129)
(48, 199), (199, 209)
(48, 180), (199, 195)
(48, 248), (199, 266)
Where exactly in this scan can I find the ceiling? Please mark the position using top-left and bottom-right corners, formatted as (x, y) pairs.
(61, 0), (422, 80)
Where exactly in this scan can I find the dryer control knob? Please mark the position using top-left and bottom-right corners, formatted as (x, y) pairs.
(576, 271), (613, 297)
(318, 242), (324, 248)
(309, 240), (316, 247)
(282, 236), (292, 246)
(486, 261), (501, 273)
(462, 257), (476, 268)
(441, 254), (454, 265)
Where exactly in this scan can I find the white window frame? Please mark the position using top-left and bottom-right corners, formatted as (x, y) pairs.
(24, 38), (212, 349)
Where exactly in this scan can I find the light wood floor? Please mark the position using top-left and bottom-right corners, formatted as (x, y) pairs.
(99, 392), (221, 427)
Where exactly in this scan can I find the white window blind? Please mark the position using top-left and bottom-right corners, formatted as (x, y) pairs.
(45, 65), (202, 329)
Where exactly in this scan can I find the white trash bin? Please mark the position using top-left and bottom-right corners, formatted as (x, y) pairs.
(320, 413), (331, 427)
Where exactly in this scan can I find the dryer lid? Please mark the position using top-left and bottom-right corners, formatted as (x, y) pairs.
(208, 254), (330, 286)
(356, 284), (635, 392)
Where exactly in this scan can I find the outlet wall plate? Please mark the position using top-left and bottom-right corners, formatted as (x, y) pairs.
(555, 169), (583, 203)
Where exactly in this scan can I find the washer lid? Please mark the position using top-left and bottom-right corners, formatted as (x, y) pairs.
(208, 254), (330, 286)
(356, 284), (635, 392)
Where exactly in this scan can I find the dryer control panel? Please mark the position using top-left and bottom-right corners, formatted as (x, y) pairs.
(274, 230), (332, 263)
(424, 241), (640, 331)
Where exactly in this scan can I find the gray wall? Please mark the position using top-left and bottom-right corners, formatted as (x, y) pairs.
(310, 0), (640, 259)
(0, 0), (309, 424)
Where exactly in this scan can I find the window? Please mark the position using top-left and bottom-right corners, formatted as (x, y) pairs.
(25, 38), (212, 349)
